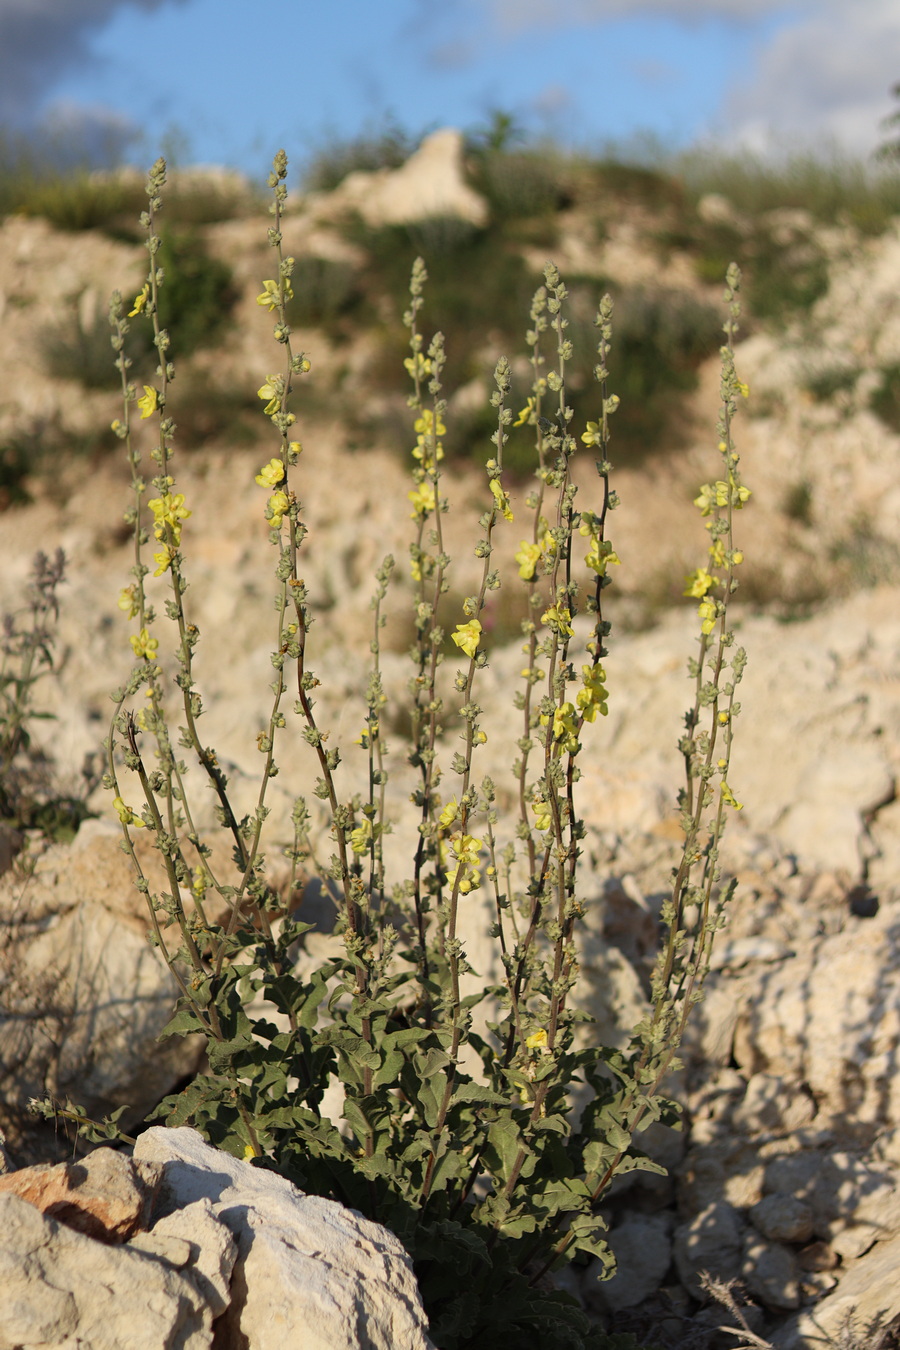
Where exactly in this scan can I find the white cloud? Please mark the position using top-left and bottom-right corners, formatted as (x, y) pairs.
(0, 0), (186, 124)
(484, 0), (900, 155)
(489, 0), (793, 30)
(721, 0), (900, 155)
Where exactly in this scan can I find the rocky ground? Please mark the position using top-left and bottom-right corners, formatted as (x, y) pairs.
(1, 131), (900, 1348)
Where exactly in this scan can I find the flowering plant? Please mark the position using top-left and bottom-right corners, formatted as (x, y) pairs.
(98, 155), (748, 1350)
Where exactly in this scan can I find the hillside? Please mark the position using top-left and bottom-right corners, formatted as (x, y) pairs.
(2, 130), (900, 1348)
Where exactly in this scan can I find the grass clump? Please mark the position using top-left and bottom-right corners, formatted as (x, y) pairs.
(676, 144), (900, 234)
(32, 153), (754, 1350)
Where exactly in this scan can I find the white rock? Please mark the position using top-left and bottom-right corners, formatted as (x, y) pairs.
(135, 1126), (435, 1350)
(585, 1213), (672, 1312)
(673, 1201), (744, 1300)
(323, 129), (488, 228)
(775, 1232), (900, 1350)
(0, 1191), (213, 1349)
(742, 1229), (800, 1311)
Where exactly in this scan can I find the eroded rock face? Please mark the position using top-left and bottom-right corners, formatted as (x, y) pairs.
(0, 1132), (434, 1350)
(0, 1147), (161, 1243)
(0, 821), (205, 1148)
(134, 1126), (435, 1350)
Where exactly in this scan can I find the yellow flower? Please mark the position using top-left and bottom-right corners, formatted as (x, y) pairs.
(413, 408), (446, 439)
(408, 483), (436, 519)
(515, 540), (543, 581)
(683, 567), (713, 599)
(257, 376), (281, 416)
(148, 493), (191, 545)
(541, 701), (579, 751)
(451, 619), (482, 659)
(526, 1027), (548, 1050)
(128, 284), (150, 317)
(513, 397), (536, 427)
(585, 540), (620, 575)
(439, 798), (459, 829)
(256, 280), (280, 311)
(130, 627), (158, 661)
(137, 385), (158, 420)
(153, 546), (174, 577)
(736, 380), (750, 398)
(541, 605), (574, 637)
(118, 585), (139, 619)
(349, 818), (373, 855)
(489, 478), (513, 522)
(721, 782), (743, 810)
(113, 797), (145, 828)
(268, 490), (290, 528)
(698, 599), (717, 636)
(581, 421), (602, 447)
(404, 352), (433, 381)
(576, 664), (608, 721)
(694, 482), (727, 516)
(531, 798), (552, 831)
(449, 833), (482, 893)
(255, 458), (285, 488)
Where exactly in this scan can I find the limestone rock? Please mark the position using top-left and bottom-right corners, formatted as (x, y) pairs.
(322, 128), (488, 228)
(135, 1126), (435, 1350)
(775, 1232), (900, 1350)
(749, 1195), (814, 1245)
(0, 1146), (161, 1243)
(673, 1201), (745, 1300)
(585, 1213), (673, 1312)
(742, 1229), (800, 1311)
(0, 1191), (213, 1349)
(0, 822), (205, 1138)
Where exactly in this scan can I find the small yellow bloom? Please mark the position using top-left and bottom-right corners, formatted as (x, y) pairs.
(267, 490), (290, 528)
(113, 797), (145, 828)
(684, 567), (713, 599)
(541, 605), (574, 637)
(130, 627), (158, 661)
(408, 483), (436, 519)
(256, 279), (281, 311)
(721, 782), (743, 810)
(128, 284), (150, 317)
(404, 352), (433, 381)
(153, 546), (174, 577)
(489, 478), (513, 522)
(698, 599), (717, 636)
(736, 380), (750, 398)
(514, 397), (536, 428)
(257, 376), (281, 416)
(451, 619), (482, 659)
(515, 540), (542, 581)
(585, 540), (620, 575)
(255, 458), (285, 488)
(576, 664), (608, 721)
(581, 421), (603, 447)
(439, 798), (459, 829)
(448, 833), (482, 893)
(541, 700), (579, 751)
(137, 385), (158, 420)
(148, 493), (191, 545)
(526, 1028), (548, 1050)
(531, 798), (552, 831)
(118, 586), (139, 619)
(349, 818), (373, 855)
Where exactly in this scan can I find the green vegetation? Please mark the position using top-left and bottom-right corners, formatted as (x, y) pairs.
(31, 153), (752, 1350)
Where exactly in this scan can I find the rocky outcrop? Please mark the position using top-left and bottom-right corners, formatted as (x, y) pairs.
(0, 1130), (434, 1350)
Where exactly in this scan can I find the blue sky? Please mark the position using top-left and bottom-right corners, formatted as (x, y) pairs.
(2, 0), (897, 177)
